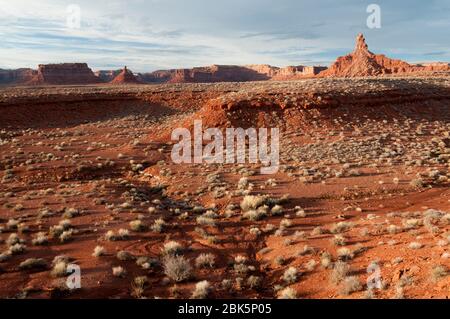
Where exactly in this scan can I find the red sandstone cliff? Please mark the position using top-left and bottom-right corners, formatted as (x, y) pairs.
(28, 63), (102, 85)
(137, 64), (326, 84)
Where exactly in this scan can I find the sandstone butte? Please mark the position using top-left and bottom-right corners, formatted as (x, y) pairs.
(319, 33), (450, 77)
(28, 63), (102, 85)
(109, 66), (142, 84)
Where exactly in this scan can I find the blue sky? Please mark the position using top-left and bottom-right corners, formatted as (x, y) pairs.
(1, 0), (449, 72)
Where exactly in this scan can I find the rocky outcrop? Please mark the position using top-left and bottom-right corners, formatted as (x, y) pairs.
(0, 68), (37, 85)
(319, 34), (413, 77)
(110, 66), (142, 84)
(29, 63), (102, 85)
(319, 34), (450, 77)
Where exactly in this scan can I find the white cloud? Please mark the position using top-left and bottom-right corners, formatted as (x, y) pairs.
(0, 0), (449, 71)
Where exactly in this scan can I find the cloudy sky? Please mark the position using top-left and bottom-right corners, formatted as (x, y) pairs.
(1, 0), (449, 72)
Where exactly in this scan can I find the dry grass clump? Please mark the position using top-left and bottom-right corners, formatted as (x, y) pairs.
(105, 229), (129, 241)
(163, 255), (192, 282)
(92, 245), (106, 257)
(330, 222), (353, 234)
(283, 267), (299, 284)
(19, 258), (47, 270)
(51, 255), (70, 277)
(240, 195), (266, 212)
(129, 220), (147, 232)
(32, 232), (49, 246)
(247, 275), (262, 289)
(408, 242), (423, 249)
(114, 251), (133, 261)
(195, 253), (215, 268)
(112, 266), (127, 277)
(131, 276), (148, 298)
(162, 241), (183, 256)
(337, 247), (354, 261)
(339, 276), (362, 296)
(278, 287), (297, 299)
(151, 218), (166, 233)
(330, 261), (350, 285)
(430, 265), (448, 282)
(332, 235), (347, 246)
(191, 280), (211, 299)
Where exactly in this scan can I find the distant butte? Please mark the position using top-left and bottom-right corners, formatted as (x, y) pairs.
(110, 66), (142, 85)
(319, 33), (450, 77)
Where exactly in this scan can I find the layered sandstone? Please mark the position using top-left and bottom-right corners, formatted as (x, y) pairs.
(138, 64), (326, 84)
(29, 63), (102, 85)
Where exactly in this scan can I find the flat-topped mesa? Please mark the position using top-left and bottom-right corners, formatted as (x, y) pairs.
(29, 63), (102, 85)
(110, 66), (142, 84)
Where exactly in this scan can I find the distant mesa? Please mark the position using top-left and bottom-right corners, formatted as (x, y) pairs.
(110, 66), (142, 85)
(28, 63), (102, 85)
(137, 64), (326, 84)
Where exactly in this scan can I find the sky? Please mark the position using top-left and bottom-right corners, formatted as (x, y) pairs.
(1, 0), (450, 72)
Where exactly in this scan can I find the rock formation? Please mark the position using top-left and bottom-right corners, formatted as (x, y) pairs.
(110, 66), (142, 84)
(319, 33), (450, 77)
(0, 68), (37, 85)
(137, 64), (326, 84)
(319, 34), (414, 77)
(28, 63), (101, 85)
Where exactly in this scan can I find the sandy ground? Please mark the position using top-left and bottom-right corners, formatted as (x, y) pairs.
(0, 79), (449, 299)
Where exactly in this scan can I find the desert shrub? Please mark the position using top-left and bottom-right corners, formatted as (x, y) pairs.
(430, 265), (448, 282)
(247, 275), (261, 289)
(32, 232), (49, 246)
(191, 280), (211, 299)
(330, 261), (350, 284)
(163, 255), (192, 282)
(330, 222), (353, 234)
(339, 276), (362, 296)
(129, 220), (147, 232)
(408, 242), (423, 249)
(19, 258), (47, 270)
(195, 253), (215, 268)
(112, 266), (127, 277)
(92, 246), (106, 257)
(240, 195), (266, 212)
(162, 241), (183, 256)
(337, 247), (354, 261)
(283, 267), (299, 284)
(278, 287), (297, 299)
(51, 261), (68, 277)
(117, 251), (134, 261)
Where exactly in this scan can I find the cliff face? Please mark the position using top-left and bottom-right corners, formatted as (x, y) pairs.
(110, 67), (142, 84)
(29, 63), (102, 85)
(137, 64), (326, 84)
(0, 68), (37, 85)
